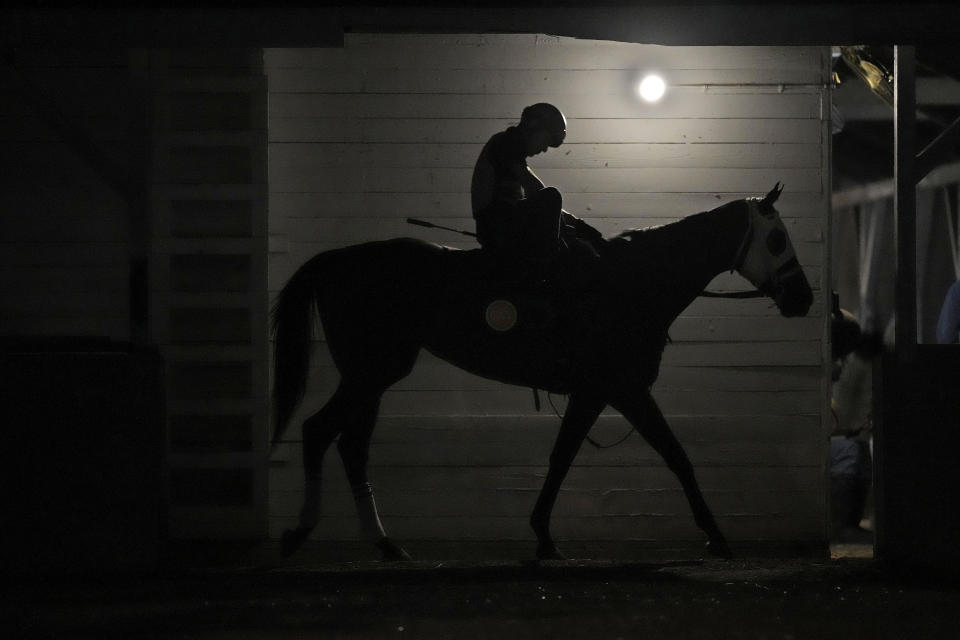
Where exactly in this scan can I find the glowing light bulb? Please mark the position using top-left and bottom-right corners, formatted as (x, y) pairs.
(638, 74), (666, 103)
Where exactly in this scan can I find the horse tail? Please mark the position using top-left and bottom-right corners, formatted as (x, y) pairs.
(270, 253), (328, 449)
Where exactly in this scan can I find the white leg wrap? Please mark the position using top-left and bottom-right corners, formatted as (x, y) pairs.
(298, 473), (321, 529)
(352, 482), (386, 541)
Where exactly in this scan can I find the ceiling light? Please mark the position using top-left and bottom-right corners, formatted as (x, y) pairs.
(637, 74), (666, 103)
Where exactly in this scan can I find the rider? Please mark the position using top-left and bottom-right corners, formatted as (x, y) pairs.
(471, 103), (603, 265)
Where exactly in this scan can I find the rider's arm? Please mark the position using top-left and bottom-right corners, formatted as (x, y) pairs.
(518, 164), (546, 197)
(471, 156), (497, 213)
(561, 210), (604, 243)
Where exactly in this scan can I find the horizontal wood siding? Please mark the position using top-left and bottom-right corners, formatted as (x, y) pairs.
(0, 51), (131, 339)
(266, 35), (830, 546)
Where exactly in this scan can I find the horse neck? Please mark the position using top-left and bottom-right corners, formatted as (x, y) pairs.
(613, 200), (750, 326)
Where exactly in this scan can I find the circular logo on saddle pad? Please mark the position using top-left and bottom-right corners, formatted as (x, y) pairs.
(485, 299), (518, 332)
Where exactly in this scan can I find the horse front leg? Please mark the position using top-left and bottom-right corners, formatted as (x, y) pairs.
(612, 393), (733, 559)
(530, 392), (606, 560)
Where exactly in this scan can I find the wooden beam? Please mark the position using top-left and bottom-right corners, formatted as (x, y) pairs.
(858, 200), (886, 333)
(126, 51), (153, 346)
(2, 49), (154, 344)
(2, 50), (136, 205)
(3, 5), (960, 48)
(914, 114), (960, 184)
(832, 160), (960, 209)
(894, 45), (918, 359)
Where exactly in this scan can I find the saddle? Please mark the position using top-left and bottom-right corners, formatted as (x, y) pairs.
(437, 239), (611, 355)
(423, 238), (628, 396)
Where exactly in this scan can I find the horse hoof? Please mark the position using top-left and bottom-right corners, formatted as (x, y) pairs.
(706, 538), (733, 559)
(281, 527), (310, 557)
(536, 545), (568, 561)
(378, 537), (413, 562)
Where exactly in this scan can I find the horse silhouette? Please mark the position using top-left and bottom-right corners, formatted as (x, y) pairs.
(271, 183), (813, 560)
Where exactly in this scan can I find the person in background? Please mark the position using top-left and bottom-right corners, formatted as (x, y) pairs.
(830, 295), (878, 543)
(936, 279), (960, 344)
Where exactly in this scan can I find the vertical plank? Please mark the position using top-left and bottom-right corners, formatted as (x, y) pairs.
(894, 45), (917, 359)
(153, 49), (270, 540)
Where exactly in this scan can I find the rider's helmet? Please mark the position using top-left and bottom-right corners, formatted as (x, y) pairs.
(521, 103), (567, 147)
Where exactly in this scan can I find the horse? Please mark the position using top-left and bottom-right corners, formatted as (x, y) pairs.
(271, 183), (813, 561)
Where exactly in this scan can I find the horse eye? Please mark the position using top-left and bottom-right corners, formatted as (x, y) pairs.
(766, 228), (787, 256)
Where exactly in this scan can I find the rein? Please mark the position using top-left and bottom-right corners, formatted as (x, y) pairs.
(414, 203), (774, 447)
(545, 393), (635, 449)
(550, 202), (771, 448)
(406, 212), (766, 300)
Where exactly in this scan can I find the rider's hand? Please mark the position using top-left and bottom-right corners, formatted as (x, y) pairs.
(562, 212), (603, 243)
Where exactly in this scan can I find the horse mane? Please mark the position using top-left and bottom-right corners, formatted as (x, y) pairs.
(611, 226), (660, 243)
(609, 224), (670, 251)
(603, 199), (747, 263)
(604, 207), (720, 267)
(597, 199), (749, 329)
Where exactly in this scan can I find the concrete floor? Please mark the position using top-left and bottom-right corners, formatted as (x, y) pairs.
(6, 542), (960, 639)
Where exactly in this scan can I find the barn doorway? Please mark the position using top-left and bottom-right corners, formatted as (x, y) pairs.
(830, 45), (960, 559)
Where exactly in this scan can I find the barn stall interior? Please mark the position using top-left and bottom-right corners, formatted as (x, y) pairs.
(1, 47), (270, 569)
(1, 5), (959, 578)
(829, 44), (960, 568)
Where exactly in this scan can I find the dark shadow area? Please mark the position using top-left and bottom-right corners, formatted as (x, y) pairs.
(0, 338), (166, 575)
(5, 556), (959, 639)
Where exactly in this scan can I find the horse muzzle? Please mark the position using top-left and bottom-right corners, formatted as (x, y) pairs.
(774, 270), (814, 318)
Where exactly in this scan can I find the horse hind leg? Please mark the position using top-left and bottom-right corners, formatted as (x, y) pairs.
(281, 385), (348, 557)
(336, 385), (412, 562)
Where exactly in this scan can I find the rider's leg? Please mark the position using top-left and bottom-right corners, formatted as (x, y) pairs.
(522, 187), (562, 261)
(512, 188), (562, 285)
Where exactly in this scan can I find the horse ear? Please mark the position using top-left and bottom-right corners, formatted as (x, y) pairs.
(763, 182), (784, 206)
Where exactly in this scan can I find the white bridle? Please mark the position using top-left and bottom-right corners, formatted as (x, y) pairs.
(703, 184), (803, 300)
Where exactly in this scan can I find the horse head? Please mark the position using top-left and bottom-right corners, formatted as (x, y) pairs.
(735, 183), (813, 317)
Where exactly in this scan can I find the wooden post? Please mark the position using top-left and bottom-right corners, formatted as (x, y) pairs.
(876, 43), (918, 568)
(873, 45), (960, 576)
(127, 50), (153, 347)
(894, 45), (917, 360)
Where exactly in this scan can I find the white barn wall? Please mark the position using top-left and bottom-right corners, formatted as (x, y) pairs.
(266, 35), (831, 546)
